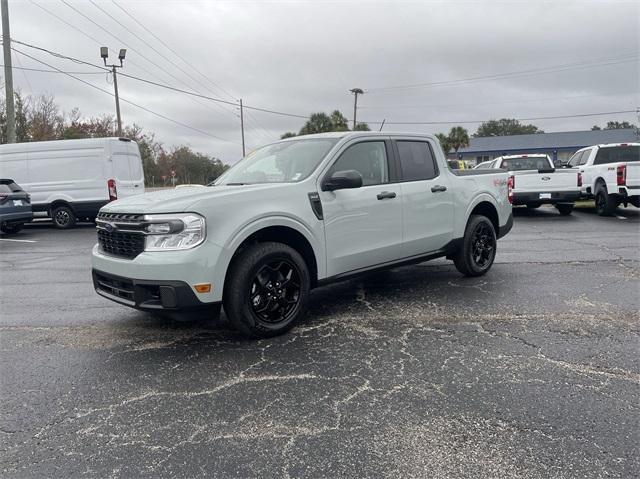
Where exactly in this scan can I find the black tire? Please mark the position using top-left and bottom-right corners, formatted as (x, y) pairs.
(526, 204), (541, 210)
(594, 183), (617, 216)
(223, 242), (310, 338)
(453, 215), (497, 277)
(51, 205), (76, 229)
(0, 222), (24, 234)
(556, 203), (574, 216)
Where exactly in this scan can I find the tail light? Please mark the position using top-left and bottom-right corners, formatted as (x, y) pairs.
(108, 179), (118, 201)
(617, 165), (626, 186)
(0, 193), (7, 203)
(507, 175), (515, 204)
(577, 172), (582, 187)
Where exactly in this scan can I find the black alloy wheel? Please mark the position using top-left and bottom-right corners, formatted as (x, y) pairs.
(249, 260), (301, 323)
(471, 221), (494, 269)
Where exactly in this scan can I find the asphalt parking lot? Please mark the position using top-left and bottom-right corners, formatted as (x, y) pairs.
(1, 205), (639, 478)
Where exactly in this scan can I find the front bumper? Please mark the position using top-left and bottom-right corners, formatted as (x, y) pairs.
(512, 190), (580, 205)
(92, 269), (212, 311)
(91, 239), (228, 303)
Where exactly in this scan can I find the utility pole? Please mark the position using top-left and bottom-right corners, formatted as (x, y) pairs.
(239, 98), (245, 157)
(2, 0), (16, 143)
(350, 88), (364, 130)
(100, 47), (126, 136)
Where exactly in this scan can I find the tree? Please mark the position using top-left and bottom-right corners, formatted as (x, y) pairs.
(591, 125), (601, 131)
(605, 121), (635, 130)
(474, 118), (543, 137)
(353, 122), (371, 131)
(299, 112), (333, 135)
(280, 132), (297, 139)
(435, 133), (452, 155)
(448, 126), (470, 153)
(330, 110), (349, 131)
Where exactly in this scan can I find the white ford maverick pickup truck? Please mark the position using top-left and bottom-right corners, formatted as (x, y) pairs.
(92, 132), (513, 337)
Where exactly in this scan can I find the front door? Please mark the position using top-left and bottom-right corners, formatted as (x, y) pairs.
(320, 139), (403, 277)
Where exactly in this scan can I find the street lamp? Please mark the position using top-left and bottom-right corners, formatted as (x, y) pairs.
(101, 47), (126, 136)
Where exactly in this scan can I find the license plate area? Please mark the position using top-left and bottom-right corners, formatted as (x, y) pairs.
(12, 200), (22, 206)
(539, 193), (551, 199)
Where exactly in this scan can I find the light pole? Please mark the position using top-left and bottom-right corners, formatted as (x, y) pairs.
(100, 47), (126, 136)
(2, 0), (16, 143)
(350, 88), (364, 130)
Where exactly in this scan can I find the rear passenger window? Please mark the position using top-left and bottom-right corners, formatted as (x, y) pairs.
(568, 151), (582, 167)
(397, 141), (438, 181)
(579, 149), (591, 165)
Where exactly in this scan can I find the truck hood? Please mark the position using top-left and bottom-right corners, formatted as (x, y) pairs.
(100, 184), (291, 214)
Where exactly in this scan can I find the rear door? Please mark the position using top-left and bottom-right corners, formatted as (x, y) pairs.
(320, 139), (403, 276)
(394, 138), (454, 256)
(110, 140), (144, 198)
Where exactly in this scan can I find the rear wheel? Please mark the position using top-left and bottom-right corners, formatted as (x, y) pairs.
(0, 222), (24, 234)
(453, 215), (497, 277)
(223, 242), (310, 338)
(556, 203), (574, 216)
(51, 205), (76, 229)
(594, 184), (617, 216)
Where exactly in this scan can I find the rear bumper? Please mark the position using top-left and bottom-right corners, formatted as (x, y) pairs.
(92, 269), (214, 311)
(513, 190), (580, 205)
(0, 210), (34, 224)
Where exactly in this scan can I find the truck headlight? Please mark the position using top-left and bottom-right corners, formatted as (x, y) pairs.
(143, 213), (205, 251)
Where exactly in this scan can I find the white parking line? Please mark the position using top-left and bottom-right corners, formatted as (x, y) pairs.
(615, 215), (627, 220)
(0, 238), (37, 243)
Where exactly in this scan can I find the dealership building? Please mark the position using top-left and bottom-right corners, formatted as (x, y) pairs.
(454, 128), (638, 165)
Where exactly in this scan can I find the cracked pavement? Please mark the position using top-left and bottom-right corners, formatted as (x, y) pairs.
(1, 206), (639, 478)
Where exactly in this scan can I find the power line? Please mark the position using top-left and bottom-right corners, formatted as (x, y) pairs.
(110, 0), (237, 102)
(12, 46), (240, 144)
(368, 110), (638, 126)
(11, 39), (635, 128)
(366, 52), (639, 92)
(9, 38), (108, 71)
(0, 63), (105, 74)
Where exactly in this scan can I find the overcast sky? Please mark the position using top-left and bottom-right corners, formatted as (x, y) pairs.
(5, 0), (639, 163)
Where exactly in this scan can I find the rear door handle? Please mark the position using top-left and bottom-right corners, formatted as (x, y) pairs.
(377, 191), (396, 200)
(431, 185), (447, 193)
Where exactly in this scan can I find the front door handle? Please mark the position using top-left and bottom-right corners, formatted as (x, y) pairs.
(431, 185), (447, 193)
(377, 191), (397, 200)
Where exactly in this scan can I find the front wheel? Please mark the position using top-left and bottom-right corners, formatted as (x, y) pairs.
(0, 222), (24, 234)
(51, 205), (76, 229)
(223, 242), (310, 338)
(556, 203), (574, 216)
(453, 215), (497, 277)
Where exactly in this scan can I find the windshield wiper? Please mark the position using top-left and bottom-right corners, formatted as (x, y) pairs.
(226, 182), (251, 186)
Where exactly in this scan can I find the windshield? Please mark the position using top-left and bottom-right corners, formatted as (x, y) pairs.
(500, 156), (551, 171)
(594, 145), (639, 165)
(215, 138), (339, 185)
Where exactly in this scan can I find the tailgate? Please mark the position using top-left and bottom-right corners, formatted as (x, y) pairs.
(626, 163), (640, 188)
(512, 169), (579, 193)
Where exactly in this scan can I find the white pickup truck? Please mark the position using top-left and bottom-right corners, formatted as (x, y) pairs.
(566, 142), (640, 216)
(91, 132), (513, 338)
(476, 154), (580, 215)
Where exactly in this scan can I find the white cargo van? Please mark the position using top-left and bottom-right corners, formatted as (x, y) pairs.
(0, 137), (145, 228)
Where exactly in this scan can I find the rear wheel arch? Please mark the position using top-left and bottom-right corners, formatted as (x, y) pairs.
(468, 201), (499, 233)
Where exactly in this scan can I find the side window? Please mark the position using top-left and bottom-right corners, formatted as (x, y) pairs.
(396, 141), (438, 181)
(580, 149), (591, 165)
(567, 151), (581, 167)
(328, 141), (388, 186)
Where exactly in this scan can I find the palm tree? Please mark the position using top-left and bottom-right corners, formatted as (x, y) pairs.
(448, 126), (470, 153)
(435, 133), (452, 156)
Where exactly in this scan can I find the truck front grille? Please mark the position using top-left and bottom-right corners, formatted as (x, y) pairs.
(96, 212), (146, 259)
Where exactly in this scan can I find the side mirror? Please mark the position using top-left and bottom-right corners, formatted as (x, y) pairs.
(322, 170), (363, 191)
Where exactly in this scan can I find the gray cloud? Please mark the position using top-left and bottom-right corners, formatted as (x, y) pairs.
(7, 0), (639, 163)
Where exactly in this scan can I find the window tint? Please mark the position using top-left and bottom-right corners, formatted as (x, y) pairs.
(579, 149), (591, 165)
(0, 181), (21, 193)
(593, 145), (639, 165)
(397, 141), (438, 181)
(329, 141), (388, 186)
(568, 151), (583, 167)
